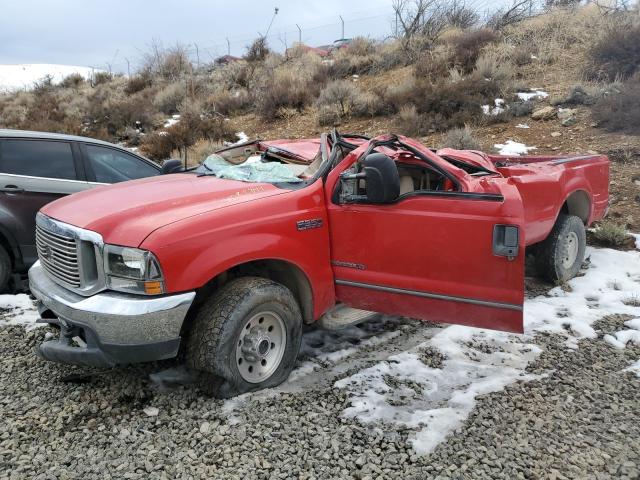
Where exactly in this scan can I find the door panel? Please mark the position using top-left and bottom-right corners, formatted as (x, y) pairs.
(327, 183), (525, 333)
(0, 174), (92, 267)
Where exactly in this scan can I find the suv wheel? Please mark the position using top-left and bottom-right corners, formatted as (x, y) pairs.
(187, 276), (303, 398)
(535, 214), (586, 283)
(0, 245), (11, 293)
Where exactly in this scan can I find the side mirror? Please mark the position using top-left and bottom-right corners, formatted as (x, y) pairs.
(161, 159), (183, 174)
(338, 153), (400, 204)
(362, 153), (400, 204)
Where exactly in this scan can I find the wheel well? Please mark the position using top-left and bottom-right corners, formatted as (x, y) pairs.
(0, 231), (15, 268)
(561, 190), (590, 224)
(194, 259), (314, 323)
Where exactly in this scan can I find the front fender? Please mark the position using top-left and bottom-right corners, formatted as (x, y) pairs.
(142, 181), (336, 319)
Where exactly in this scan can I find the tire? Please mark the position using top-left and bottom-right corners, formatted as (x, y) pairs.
(0, 245), (11, 293)
(186, 276), (303, 398)
(535, 214), (586, 283)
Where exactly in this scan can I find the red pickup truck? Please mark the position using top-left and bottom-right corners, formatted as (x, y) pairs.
(29, 131), (609, 397)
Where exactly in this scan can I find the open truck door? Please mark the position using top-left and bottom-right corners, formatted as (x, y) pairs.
(325, 140), (525, 333)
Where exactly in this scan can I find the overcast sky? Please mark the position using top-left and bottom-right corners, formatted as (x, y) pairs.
(0, 0), (506, 72)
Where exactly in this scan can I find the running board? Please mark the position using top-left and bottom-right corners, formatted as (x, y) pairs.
(317, 304), (377, 330)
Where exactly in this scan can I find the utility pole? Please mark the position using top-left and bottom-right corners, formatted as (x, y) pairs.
(339, 15), (344, 39)
(194, 43), (200, 69)
(226, 37), (230, 56)
(265, 7), (279, 38)
(296, 24), (302, 44)
(125, 57), (130, 77)
(395, 11), (399, 38)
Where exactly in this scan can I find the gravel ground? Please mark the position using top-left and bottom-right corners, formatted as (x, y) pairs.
(1, 312), (638, 480)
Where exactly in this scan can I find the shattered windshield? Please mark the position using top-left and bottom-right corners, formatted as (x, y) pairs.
(198, 153), (304, 183)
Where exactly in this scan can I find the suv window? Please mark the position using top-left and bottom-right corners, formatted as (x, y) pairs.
(85, 145), (159, 183)
(0, 139), (77, 180)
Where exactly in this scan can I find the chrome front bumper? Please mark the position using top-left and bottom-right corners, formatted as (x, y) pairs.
(29, 261), (196, 367)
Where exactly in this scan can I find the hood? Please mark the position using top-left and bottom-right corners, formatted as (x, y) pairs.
(42, 173), (287, 246)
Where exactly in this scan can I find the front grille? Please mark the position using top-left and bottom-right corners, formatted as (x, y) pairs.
(36, 225), (81, 288)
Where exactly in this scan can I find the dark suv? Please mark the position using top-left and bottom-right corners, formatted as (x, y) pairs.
(0, 129), (163, 291)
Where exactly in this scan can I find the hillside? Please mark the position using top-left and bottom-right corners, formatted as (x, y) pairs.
(0, 4), (638, 231)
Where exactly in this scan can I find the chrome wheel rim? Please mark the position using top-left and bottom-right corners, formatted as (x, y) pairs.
(562, 231), (579, 269)
(235, 311), (286, 383)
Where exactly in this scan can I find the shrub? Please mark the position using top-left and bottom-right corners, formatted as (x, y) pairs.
(449, 29), (498, 73)
(552, 85), (596, 106)
(329, 49), (382, 77)
(316, 80), (360, 116)
(92, 71), (114, 85)
(413, 45), (454, 80)
(153, 82), (186, 114)
(587, 23), (640, 81)
(591, 79), (640, 134)
(317, 105), (341, 126)
(185, 139), (222, 165)
(592, 220), (630, 246)
(509, 100), (534, 117)
(60, 73), (85, 89)
(255, 69), (313, 119)
(472, 54), (514, 84)
(512, 45), (534, 66)
(394, 105), (428, 136)
(88, 83), (159, 137)
(255, 57), (326, 119)
(125, 73), (153, 95)
(140, 106), (234, 161)
(245, 37), (270, 63)
(204, 88), (251, 116)
(315, 80), (384, 122)
(440, 126), (481, 150)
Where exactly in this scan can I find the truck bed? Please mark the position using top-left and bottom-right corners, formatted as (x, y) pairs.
(488, 154), (609, 245)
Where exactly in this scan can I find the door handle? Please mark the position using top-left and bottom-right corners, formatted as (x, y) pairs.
(0, 185), (25, 194)
(493, 224), (519, 260)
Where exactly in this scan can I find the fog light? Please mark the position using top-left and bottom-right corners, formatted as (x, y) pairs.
(144, 281), (163, 295)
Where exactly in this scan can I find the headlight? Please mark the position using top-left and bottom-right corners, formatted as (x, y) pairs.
(104, 245), (164, 295)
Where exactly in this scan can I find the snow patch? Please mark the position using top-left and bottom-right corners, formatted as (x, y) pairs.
(481, 98), (505, 116)
(494, 140), (537, 156)
(224, 132), (249, 146)
(335, 326), (542, 455)
(604, 317), (640, 349)
(0, 64), (97, 92)
(516, 89), (549, 101)
(0, 294), (39, 328)
(163, 114), (181, 128)
(516, 123), (530, 129)
(623, 360), (640, 377)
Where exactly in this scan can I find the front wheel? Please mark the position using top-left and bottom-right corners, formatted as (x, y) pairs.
(187, 276), (302, 398)
(535, 214), (586, 283)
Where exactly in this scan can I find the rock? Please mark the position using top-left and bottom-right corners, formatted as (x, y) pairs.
(199, 422), (211, 434)
(143, 406), (159, 417)
(557, 108), (577, 120)
(531, 106), (556, 120)
(562, 117), (577, 127)
(551, 132), (562, 138)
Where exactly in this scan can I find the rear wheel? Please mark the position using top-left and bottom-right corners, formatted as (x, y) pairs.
(535, 214), (586, 283)
(187, 276), (302, 398)
(0, 245), (11, 293)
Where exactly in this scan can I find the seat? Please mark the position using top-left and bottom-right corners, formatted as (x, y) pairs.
(399, 175), (414, 195)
